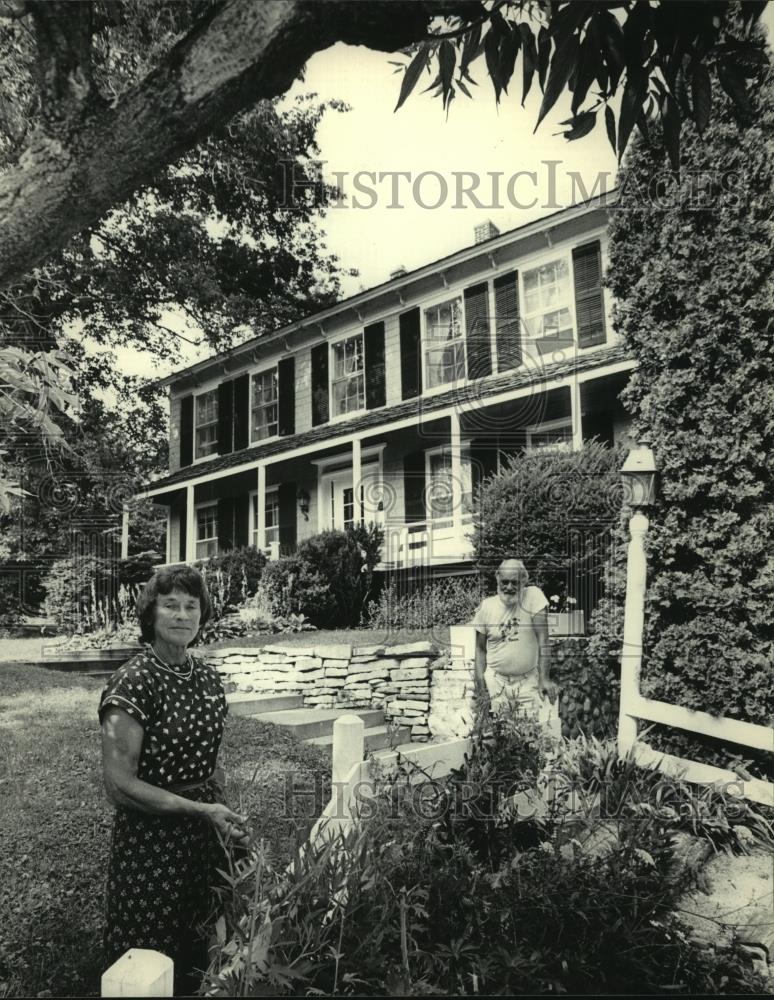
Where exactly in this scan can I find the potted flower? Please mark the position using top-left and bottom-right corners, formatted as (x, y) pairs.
(547, 594), (585, 636)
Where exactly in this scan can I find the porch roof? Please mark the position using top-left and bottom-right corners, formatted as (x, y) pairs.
(140, 344), (633, 498)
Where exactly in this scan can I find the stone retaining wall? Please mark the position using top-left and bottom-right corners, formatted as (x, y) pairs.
(203, 641), (438, 741)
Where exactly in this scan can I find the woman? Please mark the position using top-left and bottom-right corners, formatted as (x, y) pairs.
(99, 565), (249, 995)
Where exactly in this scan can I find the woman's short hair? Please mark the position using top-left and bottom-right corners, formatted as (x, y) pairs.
(136, 565), (213, 644)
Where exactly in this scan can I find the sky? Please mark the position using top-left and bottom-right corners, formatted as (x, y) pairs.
(113, 5), (774, 382)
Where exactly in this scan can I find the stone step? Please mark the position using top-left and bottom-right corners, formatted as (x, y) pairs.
(227, 693), (304, 716)
(306, 725), (412, 753)
(249, 707), (384, 741)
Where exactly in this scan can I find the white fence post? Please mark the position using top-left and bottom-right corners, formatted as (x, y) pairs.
(102, 949), (173, 997)
(332, 714), (365, 788)
(618, 510), (649, 756)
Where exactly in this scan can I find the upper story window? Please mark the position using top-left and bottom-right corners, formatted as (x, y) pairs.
(195, 390), (218, 459)
(332, 334), (364, 416)
(424, 297), (465, 388)
(196, 503), (218, 559)
(251, 368), (278, 442)
(522, 258), (573, 343)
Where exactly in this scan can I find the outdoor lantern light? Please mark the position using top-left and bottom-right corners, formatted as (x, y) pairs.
(297, 488), (310, 520)
(621, 440), (658, 508)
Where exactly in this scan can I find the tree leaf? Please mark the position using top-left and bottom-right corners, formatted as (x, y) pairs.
(438, 39), (456, 108)
(499, 26), (520, 95)
(571, 36), (598, 113)
(394, 45), (430, 112)
(560, 109), (597, 141)
(537, 25), (551, 92)
(460, 21), (482, 78)
(519, 23), (537, 105)
(617, 69), (648, 160)
(604, 104), (616, 153)
(535, 33), (580, 131)
(599, 10), (625, 92)
(484, 26), (503, 103)
(690, 61), (711, 135)
(717, 61), (752, 119)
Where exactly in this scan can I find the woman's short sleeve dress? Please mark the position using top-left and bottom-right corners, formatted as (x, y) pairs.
(98, 645), (229, 982)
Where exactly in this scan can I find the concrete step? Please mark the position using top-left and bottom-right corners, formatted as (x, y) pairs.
(306, 725), (412, 753)
(250, 707), (384, 741)
(227, 693), (304, 717)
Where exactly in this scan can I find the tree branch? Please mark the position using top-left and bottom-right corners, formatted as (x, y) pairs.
(0, 0), (467, 290)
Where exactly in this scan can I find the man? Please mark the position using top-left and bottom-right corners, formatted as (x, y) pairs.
(472, 558), (560, 732)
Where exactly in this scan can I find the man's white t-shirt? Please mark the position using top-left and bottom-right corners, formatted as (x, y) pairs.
(471, 586), (549, 678)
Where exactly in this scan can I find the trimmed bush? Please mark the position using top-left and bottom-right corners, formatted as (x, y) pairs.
(552, 638), (620, 740)
(194, 545), (267, 610)
(474, 441), (625, 614)
(261, 525), (383, 628)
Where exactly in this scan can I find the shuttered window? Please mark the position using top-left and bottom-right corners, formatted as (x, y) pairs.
(464, 283), (492, 379)
(494, 271), (521, 371)
(251, 490), (280, 547)
(195, 503), (218, 558)
(332, 334), (365, 415)
(572, 240), (606, 347)
(522, 258), (573, 350)
(251, 368), (279, 441)
(424, 297), (465, 388)
(194, 390), (218, 459)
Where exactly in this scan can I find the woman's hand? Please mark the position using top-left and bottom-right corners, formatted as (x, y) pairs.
(202, 802), (250, 846)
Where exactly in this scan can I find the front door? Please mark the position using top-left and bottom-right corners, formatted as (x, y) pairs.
(323, 467), (381, 531)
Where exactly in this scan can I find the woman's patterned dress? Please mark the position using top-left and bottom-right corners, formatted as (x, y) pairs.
(98, 645), (229, 990)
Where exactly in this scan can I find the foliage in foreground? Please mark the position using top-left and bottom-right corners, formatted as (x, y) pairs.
(205, 716), (770, 996)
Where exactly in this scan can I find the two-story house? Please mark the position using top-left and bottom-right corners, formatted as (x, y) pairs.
(128, 191), (634, 577)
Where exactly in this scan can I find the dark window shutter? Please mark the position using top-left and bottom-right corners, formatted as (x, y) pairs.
(217, 496), (235, 552)
(277, 481), (297, 553)
(311, 344), (329, 426)
(217, 380), (233, 455)
(179, 395), (194, 467)
(471, 443), (499, 497)
(403, 450), (426, 523)
(364, 321), (386, 409)
(572, 241), (606, 348)
(399, 308), (422, 400)
(493, 271), (521, 371)
(581, 410), (614, 447)
(178, 498), (187, 561)
(464, 282), (492, 380)
(278, 358), (296, 436)
(232, 374), (250, 450)
(234, 493), (251, 548)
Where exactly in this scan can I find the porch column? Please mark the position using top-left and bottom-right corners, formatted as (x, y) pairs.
(185, 484), (196, 562)
(256, 464), (266, 551)
(120, 504), (130, 560)
(317, 463), (324, 531)
(352, 438), (362, 525)
(165, 507), (172, 564)
(450, 410), (463, 546)
(570, 378), (583, 451)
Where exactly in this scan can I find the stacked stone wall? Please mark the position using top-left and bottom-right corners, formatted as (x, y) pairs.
(203, 640), (436, 741)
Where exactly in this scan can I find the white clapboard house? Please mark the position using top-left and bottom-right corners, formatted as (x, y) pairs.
(128, 191), (634, 578)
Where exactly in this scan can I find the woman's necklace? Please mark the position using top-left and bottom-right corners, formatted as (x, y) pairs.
(148, 643), (193, 678)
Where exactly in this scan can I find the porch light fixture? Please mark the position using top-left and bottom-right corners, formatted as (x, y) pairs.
(297, 488), (310, 520)
(621, 440), (658, 508)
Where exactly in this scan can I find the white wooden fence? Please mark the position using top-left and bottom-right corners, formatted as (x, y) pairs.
(617, 511), (773, 808)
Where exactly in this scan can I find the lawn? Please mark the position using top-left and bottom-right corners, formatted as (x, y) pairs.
(0, 662), (330, 998)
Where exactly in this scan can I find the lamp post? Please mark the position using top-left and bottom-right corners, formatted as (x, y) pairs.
(617, 439), (658, 757)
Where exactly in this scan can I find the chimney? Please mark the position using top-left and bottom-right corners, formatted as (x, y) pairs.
(474, 219), (500, 244)
(390, 265), (407, 280)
